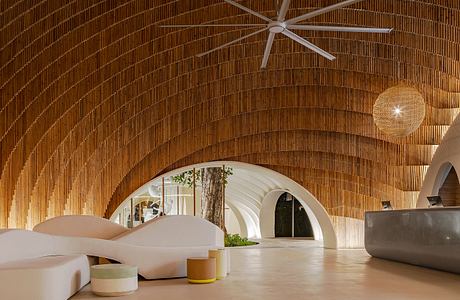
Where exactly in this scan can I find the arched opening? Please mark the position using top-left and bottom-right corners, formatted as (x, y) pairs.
(110, 161), (337, 248)
(274, 192), (314, 238)
(438, 165), (460, 207)
(260, 189), (323, 241)
(417, 114), (460, 208)
(420, 162), (460, 208)
(430, 162), (455, 197)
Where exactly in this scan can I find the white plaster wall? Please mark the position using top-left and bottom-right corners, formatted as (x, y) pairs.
(111, 161), (338, 249)
(418, 115), (460, 207)
(226, 201), (248, 238)
(225, 207), (241, 235)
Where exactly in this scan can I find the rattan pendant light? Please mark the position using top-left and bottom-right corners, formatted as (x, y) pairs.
(373, 28), (425, 138)
(373, 85), (425, 138)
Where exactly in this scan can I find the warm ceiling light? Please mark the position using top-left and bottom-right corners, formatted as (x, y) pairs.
(392, 106), (402, 117)
(373, 85), (425, 138)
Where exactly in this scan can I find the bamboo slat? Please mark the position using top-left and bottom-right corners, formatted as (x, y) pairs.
(1, 0), (460, 228)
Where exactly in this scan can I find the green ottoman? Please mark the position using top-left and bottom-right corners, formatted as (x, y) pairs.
(90, 264), (138, 297)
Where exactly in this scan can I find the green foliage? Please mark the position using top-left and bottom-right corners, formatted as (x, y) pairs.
(224, 234), (258, 247)
(222, 167), (233, 185)
(171, 167), (233, 188)
(171, 170), (199, 188)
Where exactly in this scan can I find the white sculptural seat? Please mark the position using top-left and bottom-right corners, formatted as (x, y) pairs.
(0, 254), (94, 300)
(0, 215), (224, 279)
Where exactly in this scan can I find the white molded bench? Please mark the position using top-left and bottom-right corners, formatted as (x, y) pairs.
(0, 255), (94, 300)
(1, 216), (224, 279)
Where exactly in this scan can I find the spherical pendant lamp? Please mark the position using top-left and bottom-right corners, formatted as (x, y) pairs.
(373, 85), (425, 137)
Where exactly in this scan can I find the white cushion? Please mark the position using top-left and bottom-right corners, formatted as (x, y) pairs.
(0, 255), (93, 300)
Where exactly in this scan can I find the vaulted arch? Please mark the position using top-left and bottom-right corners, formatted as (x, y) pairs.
(1, 0), (460, 231)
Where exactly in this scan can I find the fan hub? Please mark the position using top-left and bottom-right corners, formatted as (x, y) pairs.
(268, 21), (286, 33)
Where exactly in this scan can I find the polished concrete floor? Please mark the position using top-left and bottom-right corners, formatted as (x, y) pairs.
(73, 239), (460, 300)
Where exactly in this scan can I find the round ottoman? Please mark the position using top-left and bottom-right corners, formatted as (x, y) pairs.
(90, 264), (138, 297)
(208, 249), (227, 279)
(187, 257), (216, 284)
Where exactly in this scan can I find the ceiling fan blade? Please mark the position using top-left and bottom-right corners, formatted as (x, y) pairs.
(224, 0), (272, 22)
(288, 25), (393, 33)
(196, 27), (267, 58)
(261, 32), (276, 68)
(286, 0), (364, 25)
(282, 29), (336, 60)
(159, 24), (267, 28)
(277, 0), (291, 21)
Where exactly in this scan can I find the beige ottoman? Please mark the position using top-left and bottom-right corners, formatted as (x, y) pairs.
(187, 257), (216, 284)
(208, 249), (228, 279)
(90, 264), (138, 296)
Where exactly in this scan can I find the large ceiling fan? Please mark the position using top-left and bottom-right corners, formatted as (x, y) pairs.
(161, 0), (393, 68)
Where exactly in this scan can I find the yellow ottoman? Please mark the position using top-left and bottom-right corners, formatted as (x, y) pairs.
(90, 264), (138, 296)
(208, 249), (227, 279)
(187, 257), (216, 284)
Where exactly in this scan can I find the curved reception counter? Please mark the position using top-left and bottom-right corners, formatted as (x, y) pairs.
(365, 207), (460, 274)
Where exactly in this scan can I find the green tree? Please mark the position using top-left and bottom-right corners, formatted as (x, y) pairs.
(172, 167), (233, 231)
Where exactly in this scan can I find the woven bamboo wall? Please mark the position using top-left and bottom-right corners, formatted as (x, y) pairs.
(1, 0), (460, 228)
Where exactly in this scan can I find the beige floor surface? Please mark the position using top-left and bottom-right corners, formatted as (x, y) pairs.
(72, 239), (460, 300)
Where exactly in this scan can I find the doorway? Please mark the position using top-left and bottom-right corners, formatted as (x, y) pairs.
(275, 192), (314, 237)
(438, 166), (460, 206)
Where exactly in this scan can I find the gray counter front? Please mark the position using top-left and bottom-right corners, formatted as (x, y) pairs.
(365, 207), (460, 274)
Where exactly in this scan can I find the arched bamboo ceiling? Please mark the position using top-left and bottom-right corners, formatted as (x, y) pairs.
(1, 0), (460, 228)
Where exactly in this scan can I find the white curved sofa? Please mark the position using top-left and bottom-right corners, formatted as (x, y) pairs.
(33, 215), (224, 250)
(0, 215), (224, 299)
(26, 215), (224, 279)
(0, 229), (221, 279)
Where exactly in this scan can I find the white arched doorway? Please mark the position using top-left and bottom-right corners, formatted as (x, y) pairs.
(418, 114), (460, 207)
(110, 161), (338, 249)
(260, 190), (322, 241)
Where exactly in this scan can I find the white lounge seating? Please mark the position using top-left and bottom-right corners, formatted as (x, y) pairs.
(0, 254), (94, 300)
(0, 215), (224, 299)
(1, 215), (224, 279)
